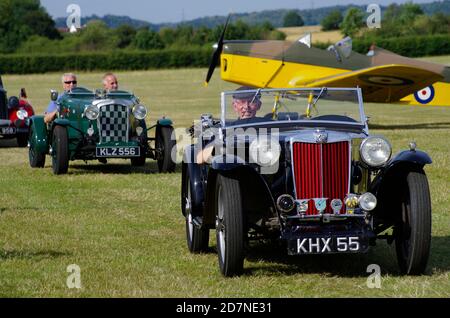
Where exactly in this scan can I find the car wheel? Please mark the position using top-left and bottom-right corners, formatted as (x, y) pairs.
(28, 124), (45, 168)
(184, 172), (209, 253)
(17, 132), (28, 147)
(394, 169), (431, 275)
(215, 174), (244, 277)
(51, 126), (69, 175)
(156, 125), (176, 173)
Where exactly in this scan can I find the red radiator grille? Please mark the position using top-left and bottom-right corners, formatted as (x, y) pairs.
(293, 141), (350, 215)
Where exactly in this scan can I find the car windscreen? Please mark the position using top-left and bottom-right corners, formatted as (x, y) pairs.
(222, 88), (363, 128)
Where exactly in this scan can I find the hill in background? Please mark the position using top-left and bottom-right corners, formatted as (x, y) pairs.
(54, 0), (450, 30)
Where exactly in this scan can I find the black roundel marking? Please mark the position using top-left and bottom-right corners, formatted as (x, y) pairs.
(359, 75), (414, 86)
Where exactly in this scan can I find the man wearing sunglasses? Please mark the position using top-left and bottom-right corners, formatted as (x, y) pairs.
(44, 73), (78, 124)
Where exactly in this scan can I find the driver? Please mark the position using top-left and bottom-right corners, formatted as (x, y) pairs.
(44, 73), (77, 124)
(195, 86), (265, 164)
(232, 86), (266, 124)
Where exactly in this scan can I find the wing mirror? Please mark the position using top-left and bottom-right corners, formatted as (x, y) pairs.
(50, 90), (58, 101)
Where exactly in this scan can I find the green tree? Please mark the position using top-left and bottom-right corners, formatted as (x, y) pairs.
(174, 25), (195, 44)
(340, 8), (365, 38)
(191, 26), (213, 46)
(78, 20), (119, 51)
(428, 13), (450, 34)
(321, 10), (343, 31)
(383, 3), (401, 21)
(368, 2), (429, 38)
(115, 24), (137, 49)
(398, 2), (424, 25)
(0, 0), (60, 53)
(159, 27), (177, 46)
(132, 29), (165, 50)
(225, 20), (252, 39)
(283, 10), (304, 27)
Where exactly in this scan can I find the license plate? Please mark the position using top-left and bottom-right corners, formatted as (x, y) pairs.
(96, 146), (140, 158)
(1, 127), (16, 135)
(292, 236), (365, 255)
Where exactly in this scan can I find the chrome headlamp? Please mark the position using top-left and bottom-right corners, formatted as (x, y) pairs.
(16, 109), (29, 120)
(133, 104), (147, 120)
(84, 105), (99, 120)
(249, 137), (281, 167)
(360, 136), (392, 167)
(359, 192), (377, 211)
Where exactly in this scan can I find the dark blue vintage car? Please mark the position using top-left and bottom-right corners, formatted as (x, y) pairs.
(181, 87), (432, 277)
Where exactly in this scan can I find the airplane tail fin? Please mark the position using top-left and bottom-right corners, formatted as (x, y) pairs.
(399, 82), (450, 106)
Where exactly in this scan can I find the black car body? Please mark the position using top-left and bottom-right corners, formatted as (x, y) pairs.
(181, 87), (432, 277)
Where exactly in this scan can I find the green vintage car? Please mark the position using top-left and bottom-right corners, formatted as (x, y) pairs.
(28, 87), (176, 174)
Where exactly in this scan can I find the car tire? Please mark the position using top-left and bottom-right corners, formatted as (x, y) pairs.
(156, 125), (176, 173)
(17, 133), (28, 147)
(394, 169), (431, 275)
(28, 124), (45, 168)
(215, 174), (244, 277)
(51, 126), (69, 175)
(184, 171), (209, 253)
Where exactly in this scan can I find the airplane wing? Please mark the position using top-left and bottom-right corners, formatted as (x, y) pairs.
(303, 64), (444, 103)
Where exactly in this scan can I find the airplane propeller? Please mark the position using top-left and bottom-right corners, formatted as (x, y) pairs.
(204, 14), (231, 86)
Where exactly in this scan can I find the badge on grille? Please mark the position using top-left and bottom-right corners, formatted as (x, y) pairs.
(331, 199), (343, 215)
(314, 130), (328, 144)
(313, 198), (327, 214)
(295, 199), (309, 215)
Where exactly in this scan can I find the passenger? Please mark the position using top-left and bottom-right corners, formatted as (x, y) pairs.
(44, 73), (77, 124)
(103, 73), (119, 91)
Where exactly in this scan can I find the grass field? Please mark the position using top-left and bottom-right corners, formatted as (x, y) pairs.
(278, 25), (343, 43)
(0, 64), (449, 297)
(418, 55), (450, 65)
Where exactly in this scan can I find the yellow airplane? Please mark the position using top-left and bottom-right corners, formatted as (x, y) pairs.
(205, 18), (450, 106)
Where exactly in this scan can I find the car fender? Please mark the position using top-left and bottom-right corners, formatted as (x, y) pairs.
(182, 162), (205, 218)
(370, 149), (432, 198)
(29, 116), (48, 153)
(157, 118), (173, 126)
(203, 163), (277, 228)
(389, 150), (432, 167)
(53, 118), (71, 127)
(210, 154), (246, 170)
(182, 145), (205, 218)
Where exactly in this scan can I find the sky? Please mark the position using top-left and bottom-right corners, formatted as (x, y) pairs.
(40, 0), (441, 24)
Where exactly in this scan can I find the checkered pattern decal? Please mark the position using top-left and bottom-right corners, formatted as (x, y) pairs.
(99, 104), (128, 143)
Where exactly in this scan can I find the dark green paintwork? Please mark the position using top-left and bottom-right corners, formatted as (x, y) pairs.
(157, 118), (173, 126)
(29, 116), (48, 153)
(31, 87), (147, 160)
